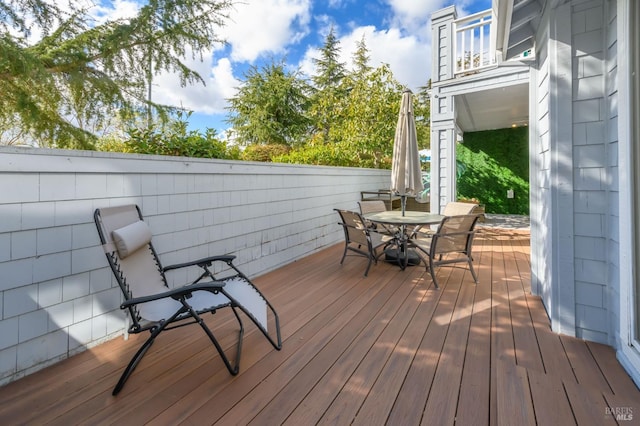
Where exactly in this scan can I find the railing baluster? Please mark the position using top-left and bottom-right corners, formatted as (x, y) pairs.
(472, 25), (477, 69)
(479, 19), (484, 67)
(452, 9), (495, 75)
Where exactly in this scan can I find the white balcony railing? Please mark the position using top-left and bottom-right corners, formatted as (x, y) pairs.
(453, 9), (496, 75)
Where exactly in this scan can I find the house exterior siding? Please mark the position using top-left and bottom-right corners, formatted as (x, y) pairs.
(604, 0), (621, 348)
(431, 0), (640, 384)
(530, 1), (579, 338)
(529, 0), (614, 343)
(571, 0), (610, 342)
(531, 19), (552, 315)
(525, 0), (639, 382)
(615, 0), (640, 384)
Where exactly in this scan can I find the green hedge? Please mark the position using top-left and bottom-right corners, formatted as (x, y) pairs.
(456, 127), (529, 215)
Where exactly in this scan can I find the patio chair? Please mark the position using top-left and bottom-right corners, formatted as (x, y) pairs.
(442, 201), (478, 216)
(358, 200), (387, 215)
(412, 214), (479, 289)
(335, 209), (391, 276)
(94, 204), (281, 395)
(412, 201), (479, 237)
(358, 200), (398, 236)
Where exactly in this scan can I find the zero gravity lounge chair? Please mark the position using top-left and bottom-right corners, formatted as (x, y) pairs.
(94, 204), (281, 395)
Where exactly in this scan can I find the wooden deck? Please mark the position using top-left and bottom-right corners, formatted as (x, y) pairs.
(1, 228), (639, 425)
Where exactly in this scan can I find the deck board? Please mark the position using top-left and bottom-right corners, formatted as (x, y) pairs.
(1, 228), (638, 425)
(350, 275), (442, 425)
(421, 267), (476, 424)
(490, 233), (517, 426)
(527, 368), (576, 425)
(496, 360), (536, 425)
(253, 267), (422, 425)
(455, 241), (492, 425)
(384, 264), (460, 424)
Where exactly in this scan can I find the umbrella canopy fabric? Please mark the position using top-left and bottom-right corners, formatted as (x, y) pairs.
(391, 90), (424, 208)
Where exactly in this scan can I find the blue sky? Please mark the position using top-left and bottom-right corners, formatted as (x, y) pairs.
(145, 0), (492, 136)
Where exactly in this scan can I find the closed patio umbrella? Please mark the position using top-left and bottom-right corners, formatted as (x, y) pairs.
(391, 89), (424, 215)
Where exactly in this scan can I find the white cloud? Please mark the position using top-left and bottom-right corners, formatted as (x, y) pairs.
(299, 24), (431, 92)
(221, 0), (312, 62)
(91, 0), (140, 24)
(385, 0), (480, 33)
(350, 27), (430, 90)
(152, 56), (240, 115)
(385, 0), (447, 32)
(386, 0), (448, 19)
(156, 0), (315, 115)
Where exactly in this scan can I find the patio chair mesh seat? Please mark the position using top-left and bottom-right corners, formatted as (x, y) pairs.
(94, 204), (281, 395)
(442, 201), (479, 216)
(412, 201), (479, 237)
(358, 200), (399, 236)
(335, 209), (391, 276)
(412, 214), (479, 289)
(358, 200), (388, 215)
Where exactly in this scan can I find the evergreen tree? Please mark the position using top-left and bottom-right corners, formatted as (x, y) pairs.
(331, 64), (404, 168)
(414, 81), (432, 151)
(276, 38), (405, 169)
(0, 0), (232, 148)
(226, 59), (311, 147)
(352, 35), (372, 76)
(309, 26), (347, 143)
(311, 26), (346, 91)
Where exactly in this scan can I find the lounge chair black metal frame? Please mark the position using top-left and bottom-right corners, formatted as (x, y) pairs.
(94, 204), (281, 395)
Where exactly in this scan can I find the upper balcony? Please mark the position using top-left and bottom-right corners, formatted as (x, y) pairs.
(430, 1), (540, 132)
(452, 1), (539, 77)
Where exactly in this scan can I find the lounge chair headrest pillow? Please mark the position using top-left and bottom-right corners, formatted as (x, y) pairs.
(111, 220), (152, 258)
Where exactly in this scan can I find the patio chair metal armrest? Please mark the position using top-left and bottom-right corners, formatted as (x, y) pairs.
(162, 255), (237, 272)
(120, 282), (227, 309)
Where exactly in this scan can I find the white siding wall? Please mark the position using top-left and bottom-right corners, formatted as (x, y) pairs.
(531, 0), (612, 342)
(430, 6), (458, 214)
(531, 22), (552, 306)
(614, 0), (640, 387)
(0, 148), (390, 385)
(605, 0), (621, 345)
(571, 0), (610, 342)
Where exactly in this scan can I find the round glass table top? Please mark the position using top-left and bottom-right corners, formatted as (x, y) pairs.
(364, 211), (443, 225)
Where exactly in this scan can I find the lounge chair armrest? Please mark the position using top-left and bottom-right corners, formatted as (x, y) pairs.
(162, 255), (237, 272)
(120, 281), (226, 309)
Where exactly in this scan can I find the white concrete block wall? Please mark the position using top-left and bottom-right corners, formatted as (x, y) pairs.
(0, 147), (390, 385)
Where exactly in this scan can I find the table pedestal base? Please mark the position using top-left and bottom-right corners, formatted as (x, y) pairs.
(384, 248), (421, 267)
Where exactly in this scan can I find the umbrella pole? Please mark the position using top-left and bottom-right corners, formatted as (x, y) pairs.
(401, 195), (406, 216)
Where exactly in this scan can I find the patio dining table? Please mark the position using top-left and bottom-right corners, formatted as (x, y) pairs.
(364, 211), (444, 270)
